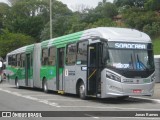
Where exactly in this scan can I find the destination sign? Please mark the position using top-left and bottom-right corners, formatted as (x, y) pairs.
(115, 43), (146, 49)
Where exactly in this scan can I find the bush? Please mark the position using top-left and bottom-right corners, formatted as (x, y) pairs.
(143, 22), (160, 38)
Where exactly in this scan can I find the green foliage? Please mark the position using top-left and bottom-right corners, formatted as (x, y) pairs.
(0, 30), (34, 58)
(145, 0), (160, 11)
(0, 3), (10, 29)
(114, 0), (147, 8)
(5, 0), (49, 41)
(123, 9), (156, 29)
(143, 22), (160, 37)
(153, 37), (160, 55)
(95, 2), (118, 19)
(86, 18), (116, 29)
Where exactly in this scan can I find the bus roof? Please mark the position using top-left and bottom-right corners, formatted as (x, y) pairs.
(7, 27), (151, 55)
(41, 27), (151, 48)
(7, 44), (34, 56)
(83, 27), (151, 42)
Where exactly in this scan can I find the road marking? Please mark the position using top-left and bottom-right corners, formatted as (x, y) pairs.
(28, 94), (53, 96)
(132, 96), (160, 104)
(40, 99), (82, 101)
(106, 117), (160, 119)
(0, 88), (59, 107)
(84, 114), (100, 119)
(1, 88), (160, 111)
(56, 105), (160, 111)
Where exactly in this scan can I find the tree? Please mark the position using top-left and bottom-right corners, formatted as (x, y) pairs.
(8, 0), (20, 5)
(40, 0), (73, 40)
(0, 30), (34, 58)
(145, 0), (160, 11)
(87, 18), (116, 28)
(123, 8), (157, 30)
(0, 3), (10, 30)
(143, 22), (160, 37)
(5, 0), (49, 42)
(114, 0), (147, 8)
(81, 2), (118, 24)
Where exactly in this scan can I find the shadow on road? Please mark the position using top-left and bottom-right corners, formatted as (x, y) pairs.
(7, 85), (156, 105)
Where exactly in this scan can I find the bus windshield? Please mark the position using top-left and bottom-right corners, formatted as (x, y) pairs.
(105, 49), (154, 71)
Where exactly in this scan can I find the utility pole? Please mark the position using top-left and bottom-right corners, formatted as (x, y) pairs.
(50, 0), (52, 39)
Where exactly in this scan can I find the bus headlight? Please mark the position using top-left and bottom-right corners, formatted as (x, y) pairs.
(106, 71), (121, 82)
(151, 74), (155, 82)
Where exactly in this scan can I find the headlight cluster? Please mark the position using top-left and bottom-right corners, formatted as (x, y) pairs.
(151, 74), (155, 82)
(106, 71), (121, 82)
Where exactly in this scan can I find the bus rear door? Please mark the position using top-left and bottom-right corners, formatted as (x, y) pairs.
(25, 54), (31, 86)
(56, 48), (65, 92)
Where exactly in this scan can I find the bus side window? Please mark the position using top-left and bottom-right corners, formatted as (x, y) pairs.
(77, 41), (88, 65)
(16, 54), (21, 67)
(20, 53), (25, 67)
(12, 55), (16, 66)
(42, 48), (48, 66)
(8, 55), (12, 65)
(66, 43), (77, 65)
(48, 47), (56, 66)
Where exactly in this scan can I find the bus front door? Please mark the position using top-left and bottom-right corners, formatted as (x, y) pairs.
(25, 54), (31, 86)
(56, 48), (65, 91)
(87, 43), (102, 96)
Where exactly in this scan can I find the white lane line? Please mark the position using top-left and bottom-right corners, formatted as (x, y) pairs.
(0, 88), (58, 107)
(84, 114), (100, 119)
(105, 117), (160, 120)
(1, 88), (160, 111)
(56, 105), (160, 111)
(40, 99), (82, 101)
(28, 94), (53, 96)
(11, 92), (38, 94)
(132, 96), (160, 104)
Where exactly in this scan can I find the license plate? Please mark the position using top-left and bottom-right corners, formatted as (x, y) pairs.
(133, 89), (142, 93)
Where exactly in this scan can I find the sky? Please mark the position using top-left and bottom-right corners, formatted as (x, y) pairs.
(0, 0), (9, 4)
(0, 0), (113, 11)
(59, 0), (113, 11)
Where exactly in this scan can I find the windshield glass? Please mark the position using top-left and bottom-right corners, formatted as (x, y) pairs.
(105, 49), (154, 71)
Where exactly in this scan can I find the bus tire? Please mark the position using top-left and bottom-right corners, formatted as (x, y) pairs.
(15, 78), (20, 89)
(79, 82), (87, 100)
(43, 79), (48, 93)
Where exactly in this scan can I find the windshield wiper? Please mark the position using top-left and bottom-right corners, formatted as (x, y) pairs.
(130, 54), (134, 70)
(136, 54), (149, 71)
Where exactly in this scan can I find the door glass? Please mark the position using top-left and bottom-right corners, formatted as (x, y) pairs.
(77, 41), (88, 65)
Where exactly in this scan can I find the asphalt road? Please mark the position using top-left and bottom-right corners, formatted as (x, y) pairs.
(0, 81), (160, 120)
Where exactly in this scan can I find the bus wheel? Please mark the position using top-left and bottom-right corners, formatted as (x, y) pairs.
(43, 79), (48, 93)
(79, 82), (86, 100)
(15, 79), (20, 89)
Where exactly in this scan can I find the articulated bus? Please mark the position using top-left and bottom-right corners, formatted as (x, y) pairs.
(6, 27), (155, 99)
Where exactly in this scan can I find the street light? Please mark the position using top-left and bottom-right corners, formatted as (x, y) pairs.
(50, 0), (52, 39)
